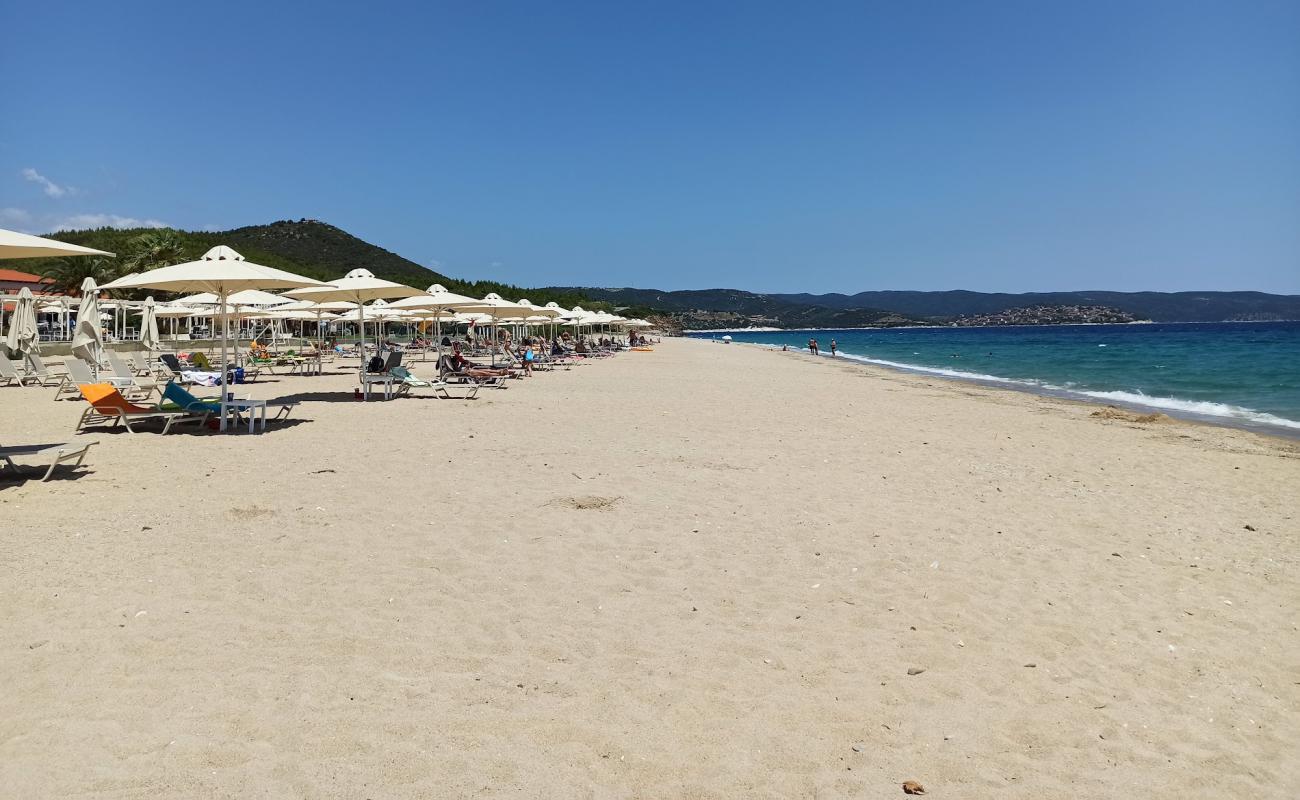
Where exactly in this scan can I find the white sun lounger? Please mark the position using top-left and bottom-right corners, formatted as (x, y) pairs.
(1, 441), (98, 482)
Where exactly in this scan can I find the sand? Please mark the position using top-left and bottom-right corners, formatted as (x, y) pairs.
(1, 338), (1297, 798)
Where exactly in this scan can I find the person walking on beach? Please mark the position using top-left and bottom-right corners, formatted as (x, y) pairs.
(830, 339), (838, 357)
(808, 338), (818, 355)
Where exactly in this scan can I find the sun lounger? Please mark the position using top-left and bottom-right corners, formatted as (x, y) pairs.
(76, 383), (208, 434)
(360, 350), (404, 399)
(391, 366), (479, 399)
(64, 358), (152, 401)
(0, 352), (56, 387)
(26, 353), (67, 379)
(106, 351), (162, 395)
(437, 355), (508, 389)
(1, 441), (98, 482)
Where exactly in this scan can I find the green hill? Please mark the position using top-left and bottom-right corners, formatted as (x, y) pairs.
(25, 220), (596, 309)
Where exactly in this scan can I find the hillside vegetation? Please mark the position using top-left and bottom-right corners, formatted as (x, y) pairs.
(24, 220), (598, 310)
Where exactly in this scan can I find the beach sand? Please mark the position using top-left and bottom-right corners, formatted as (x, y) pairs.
(2, 338), (1297, 798)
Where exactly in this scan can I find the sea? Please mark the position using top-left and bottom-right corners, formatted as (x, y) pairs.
(689, 321), (1300, 437)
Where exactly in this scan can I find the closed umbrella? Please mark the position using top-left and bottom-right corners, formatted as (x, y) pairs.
(139, 296), (161, 352)
(4, 286), (40, 362)
(70, 277), (103, 367)
(99, 245), (327, 430)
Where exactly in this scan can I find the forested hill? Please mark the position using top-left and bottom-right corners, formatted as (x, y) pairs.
(771, 289), (1300, 323)
(557, 286), (1300, 323)
(34, 220), (595, 309)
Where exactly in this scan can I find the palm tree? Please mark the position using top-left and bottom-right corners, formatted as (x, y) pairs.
(122, 229), (187, 273)
(38, 257), (121, 295)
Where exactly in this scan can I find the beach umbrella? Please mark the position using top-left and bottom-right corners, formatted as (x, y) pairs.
(152, 304), (204, 318)
(175, 289), (294, 307)
(70, 277), (103, 367)
(270, 298), (354, 348)
(439, 293), (530, 364)
(143, 303), (165, 339)
(4, 287), (40, 362)
(386, 284), (480, 359)
(0, 228), (115, 259)
(283, 268), (423, 371)
(139, 296), (161, 352)
(99, 245), (327, 430)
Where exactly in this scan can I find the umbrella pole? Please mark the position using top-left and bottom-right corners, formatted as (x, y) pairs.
(219, 289), (229, 432)
(358, 301), (366, 386)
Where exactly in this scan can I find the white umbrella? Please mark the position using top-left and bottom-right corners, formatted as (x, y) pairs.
(0, 228), (115, 259)
(283, 269), (423, 372)
(175, 289), (294, 307)
(99, 245), (327, 430)
(139, 296), (161, 352)
(152, 304), (204, 318)
(4, 286), (40, 361)
(70, 277), (103, 367)
(270, 298), (354, 349)
(441, 293), (530, 364)
(386, 284), (481, 358)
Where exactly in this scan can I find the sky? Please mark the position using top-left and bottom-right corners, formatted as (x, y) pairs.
(2, 0), (1297, 294)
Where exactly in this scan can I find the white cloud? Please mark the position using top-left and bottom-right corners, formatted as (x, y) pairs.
(0, 206), (168, 234)
(50, 213), (168, 231)
(21, 167), (77, 199)
(1, 207), (34, 227)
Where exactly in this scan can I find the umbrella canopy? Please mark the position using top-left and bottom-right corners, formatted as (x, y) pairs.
(514, 298), (561, 318)
(282, 268), (422, 305)
(447, 292), (529, 317)
(258, 309), (340, 322)
(335, 301), (412, 322)
(70, 277), (103, 364)
(151, 304), (205, 318)
(99, 246), (327, 295)
(270, 298), (356, 313)
(386, 284), (484, 357)
(0, 228), (114, 259)
(139, 297), (161, 351)
(175, 289), (295, 307)
(283, 269), (423, 365)
(4, 287), (40, 358)
(98, 245), (329, 431)
(386, 283), (478, 311)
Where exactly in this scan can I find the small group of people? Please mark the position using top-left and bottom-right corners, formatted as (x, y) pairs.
(806, 338), (838, 356)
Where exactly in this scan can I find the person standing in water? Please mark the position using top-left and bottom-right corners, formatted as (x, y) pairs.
(808, 338), (819, 355)
(830, 339), (838, 357)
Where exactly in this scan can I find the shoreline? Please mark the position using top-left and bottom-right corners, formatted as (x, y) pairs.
(710, 338), (1300, 440)
(736, 340), (1300, 441)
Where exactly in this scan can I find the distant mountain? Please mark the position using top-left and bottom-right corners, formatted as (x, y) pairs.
(561, 286), (1300, 325)
(771, 290), (1300, 323)
(544, 286), (927, 329)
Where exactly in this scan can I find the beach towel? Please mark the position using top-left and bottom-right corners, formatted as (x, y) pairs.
(181, 370), (222, 387)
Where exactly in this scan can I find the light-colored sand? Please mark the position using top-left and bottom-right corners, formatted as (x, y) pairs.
(2, 339), (1297, 799)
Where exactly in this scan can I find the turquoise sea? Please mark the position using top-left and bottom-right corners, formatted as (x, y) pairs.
(689, 322), (1300, 436)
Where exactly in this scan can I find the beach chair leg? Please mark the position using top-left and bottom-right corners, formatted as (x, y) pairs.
(119, 415), (134, 433)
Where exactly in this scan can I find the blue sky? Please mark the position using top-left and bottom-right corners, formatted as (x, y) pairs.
(2, 1), (1297, 293)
